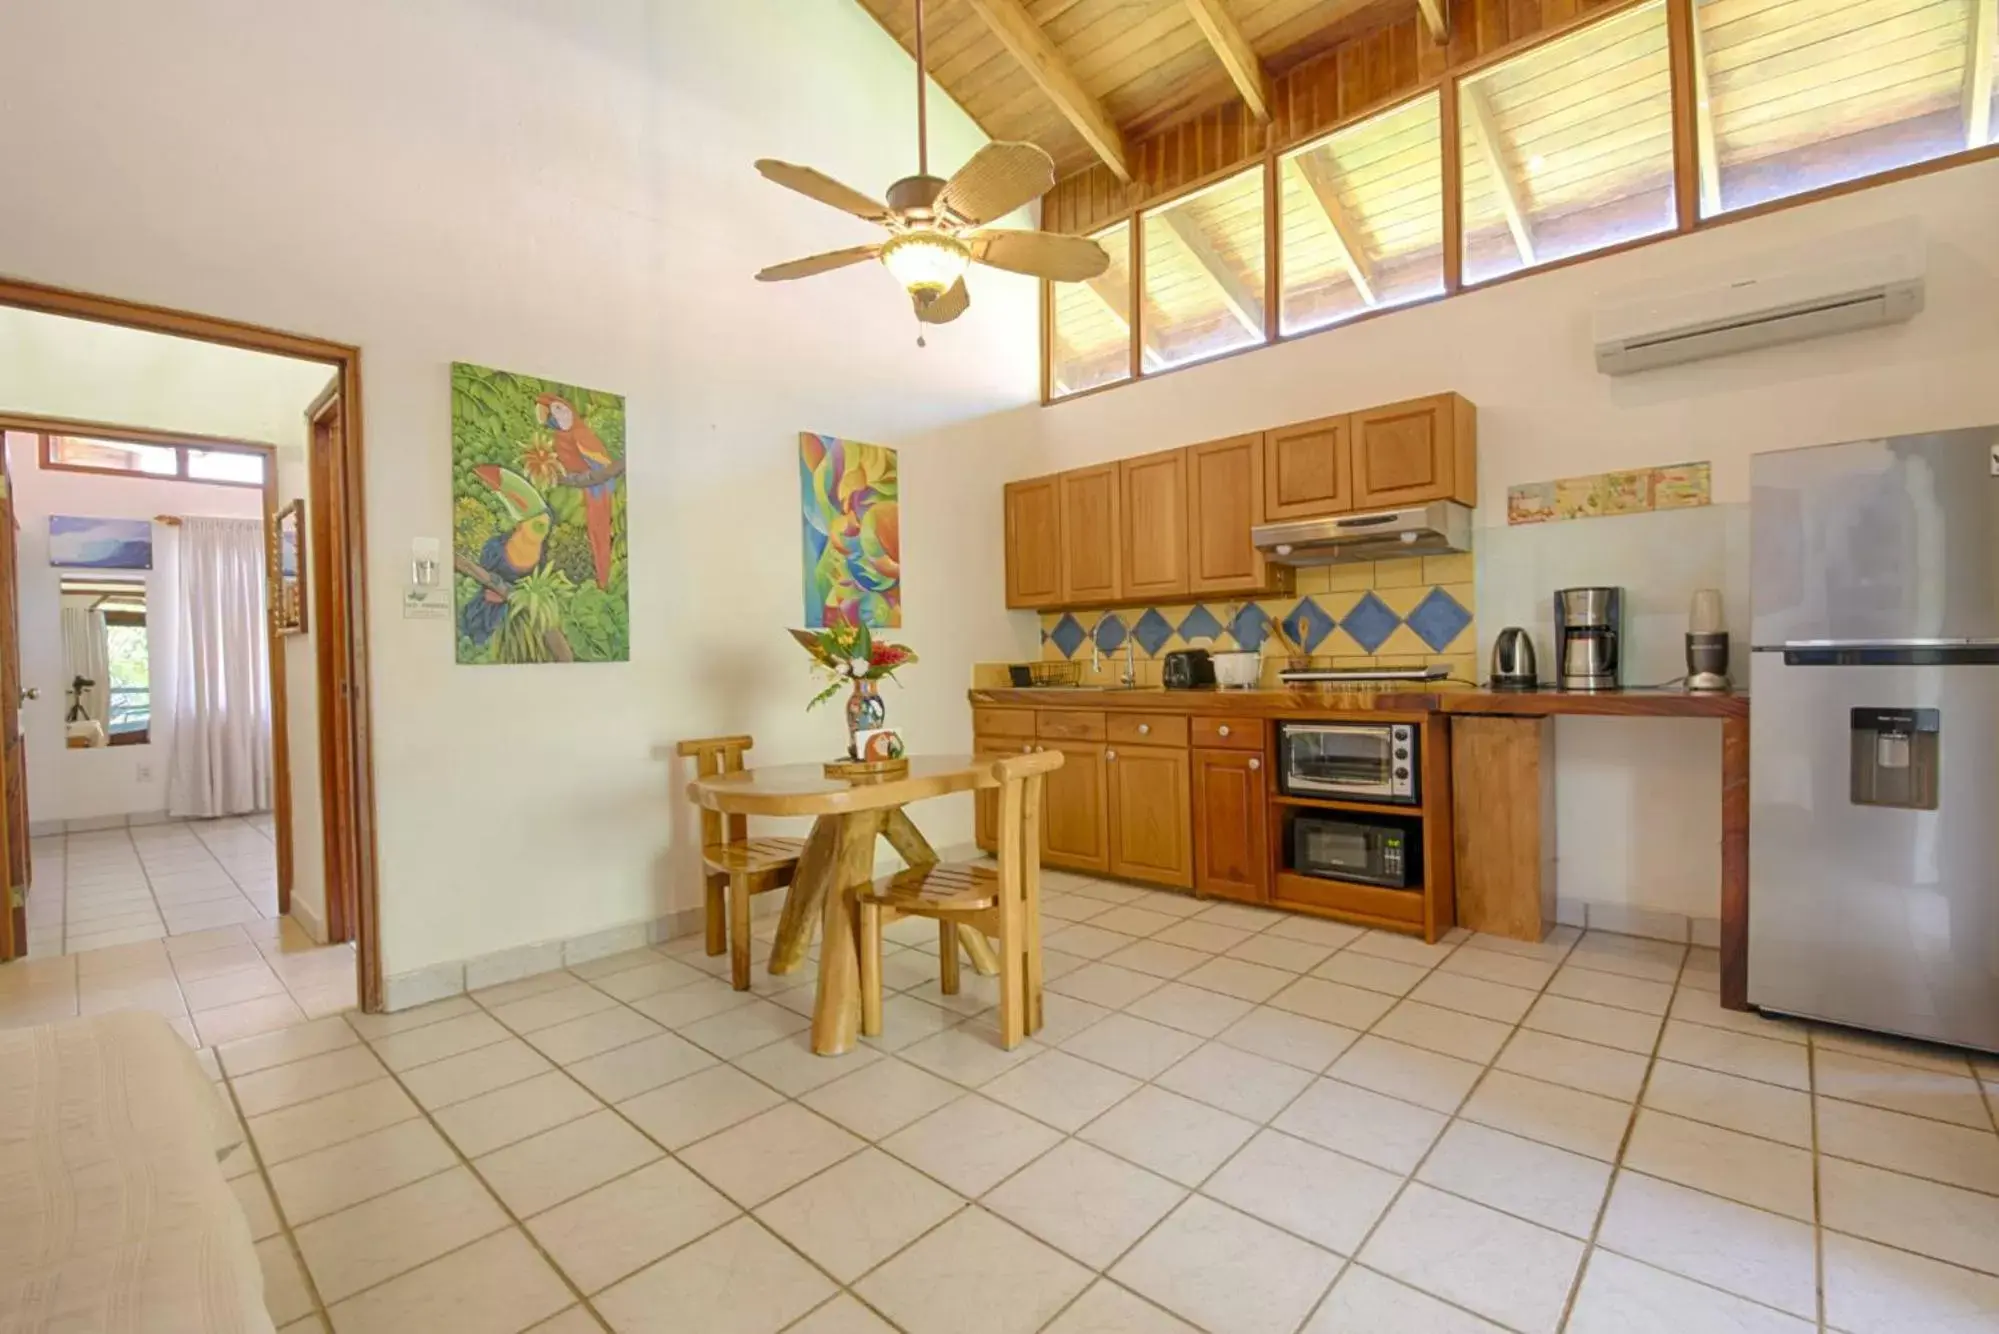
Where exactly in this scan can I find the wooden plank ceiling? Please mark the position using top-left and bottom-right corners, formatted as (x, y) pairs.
(854, 0), (1419, 178)
(859, 0), (1995, 391)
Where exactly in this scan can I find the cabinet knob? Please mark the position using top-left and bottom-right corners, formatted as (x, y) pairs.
(1106, 749), (1117, 761)
(1217, 724), (1232, 737)
(1248, 757), (1261, 771)
(1137, 723), (1151, 735)
(1021, 743), (1032, 753)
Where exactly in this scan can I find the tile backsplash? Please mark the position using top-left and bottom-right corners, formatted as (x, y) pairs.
(1038, 553), (1477, 687)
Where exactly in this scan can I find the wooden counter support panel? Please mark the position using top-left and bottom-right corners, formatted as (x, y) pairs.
(1452, 716), (1555, 941)
(1721, 714), (1749, 1011)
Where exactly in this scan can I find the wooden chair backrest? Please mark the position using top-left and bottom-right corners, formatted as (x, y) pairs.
(989, 749), (1063, 913)
(677, 734), (755, 847)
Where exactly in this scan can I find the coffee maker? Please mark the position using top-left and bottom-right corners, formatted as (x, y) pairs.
(1553, 587), (1623, 691)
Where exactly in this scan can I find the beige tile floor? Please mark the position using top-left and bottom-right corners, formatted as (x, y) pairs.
(10, 871), (1999, 1332)
(26, 814), (284, 956)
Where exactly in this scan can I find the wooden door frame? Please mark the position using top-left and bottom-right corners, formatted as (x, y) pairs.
(304, 381), (358, 945)
(0, 414), (292, 912)
(0, 278), (383, 1011)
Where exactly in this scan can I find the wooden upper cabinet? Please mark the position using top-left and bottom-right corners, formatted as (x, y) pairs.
(1350, 392), (1477, 510)
(1059, 464), (1122, 605)
(1263, 415), (1354, 520)
(1186, 433), (1272, 595)
(1119, 449), (1188, 602)
(1003, 476), (1062, 609)
(1106, 744), (1193, 889)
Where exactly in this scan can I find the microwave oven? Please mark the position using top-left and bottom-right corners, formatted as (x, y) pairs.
(1291, 813), (1421, 890)
(1278, 722), (1419, 803)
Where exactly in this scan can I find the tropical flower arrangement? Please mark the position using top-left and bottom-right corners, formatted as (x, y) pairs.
(789, 623), (919, 710)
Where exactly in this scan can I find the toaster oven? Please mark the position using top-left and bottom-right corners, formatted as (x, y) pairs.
(1278, 721), (1419, 804)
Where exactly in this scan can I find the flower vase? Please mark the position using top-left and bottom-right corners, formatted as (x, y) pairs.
(845, 679), (886, 759)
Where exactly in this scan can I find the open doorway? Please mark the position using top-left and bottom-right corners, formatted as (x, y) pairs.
(0, 279), (380, 1015)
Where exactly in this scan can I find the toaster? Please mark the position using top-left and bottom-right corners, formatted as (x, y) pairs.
(1162, 648), (1215, 689)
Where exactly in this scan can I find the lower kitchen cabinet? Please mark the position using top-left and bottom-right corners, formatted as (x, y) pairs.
(1040, 739), (1111, 874)
(1192, 747), (1270, 903)
(1107, 744), (1193, 888)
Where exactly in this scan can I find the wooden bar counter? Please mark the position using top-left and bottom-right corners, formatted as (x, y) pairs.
(969, 684), (1750, 1011)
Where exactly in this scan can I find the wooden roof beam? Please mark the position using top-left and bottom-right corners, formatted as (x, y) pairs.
(1690, 7), (1724, 216)
(960, 0), (1132, 181)
(1461, 81), (1536, 266)
(1415, 0), (1450, 44)
(1289, 154), (1377, 306)
(1155, 210), (1265, 338)
(1968, 0), (1996, 148)
(1182, 0), (1272, 122)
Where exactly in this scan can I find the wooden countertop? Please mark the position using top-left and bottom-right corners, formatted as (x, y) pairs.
(969, 685), (1747, 718)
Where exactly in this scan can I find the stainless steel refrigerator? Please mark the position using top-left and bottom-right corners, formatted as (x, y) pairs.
(1750, 426), (1999, 1052)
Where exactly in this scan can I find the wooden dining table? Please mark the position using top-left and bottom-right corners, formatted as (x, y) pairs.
(687, 754), (1002, 1056)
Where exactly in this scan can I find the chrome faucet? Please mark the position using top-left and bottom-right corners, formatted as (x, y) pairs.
(1088, 614), (1103, 678)
(1121, 637), (1137, 688)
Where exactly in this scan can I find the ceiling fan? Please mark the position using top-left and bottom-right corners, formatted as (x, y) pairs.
(753, 0), (1111, 330)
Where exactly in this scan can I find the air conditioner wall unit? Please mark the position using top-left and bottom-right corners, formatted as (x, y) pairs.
(1593, 220), (1925, 375)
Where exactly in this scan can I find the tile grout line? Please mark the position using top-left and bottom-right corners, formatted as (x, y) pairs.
(1808, 1033), (1828, 1334)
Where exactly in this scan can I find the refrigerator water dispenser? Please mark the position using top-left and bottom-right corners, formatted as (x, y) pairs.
(1849, 707), (1939, 810)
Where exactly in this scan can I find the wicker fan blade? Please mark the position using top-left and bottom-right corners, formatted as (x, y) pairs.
(756, 244), (882, 282)
(972, 229), (1112, 282)
(934, 142), (1056, 227)
(914, 278), (970, 325)
(755, 160), (890, 222)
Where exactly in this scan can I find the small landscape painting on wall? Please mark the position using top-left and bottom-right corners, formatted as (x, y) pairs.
(274, 499), (306, 635)
(800, 432), (900, 629)
(49, 516), (153, 570)
(452, 362), (628, 664)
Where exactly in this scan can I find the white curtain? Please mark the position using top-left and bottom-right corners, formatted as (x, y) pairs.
(168, 517), (273, 817)
(60, 606), (110, 726)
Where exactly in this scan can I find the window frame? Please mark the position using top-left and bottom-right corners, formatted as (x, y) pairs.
(1041, 0), (1999, 405)
(38, 427), (269, 489)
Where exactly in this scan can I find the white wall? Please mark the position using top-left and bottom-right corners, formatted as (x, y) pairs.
(0, 307), (337, 926)
(900, 158), (1999, 920)
(6, 434), (265, 824)
(0, 0), (1039, 979)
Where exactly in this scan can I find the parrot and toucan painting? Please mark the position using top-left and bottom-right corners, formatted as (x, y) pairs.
(451, 363), (628, 664)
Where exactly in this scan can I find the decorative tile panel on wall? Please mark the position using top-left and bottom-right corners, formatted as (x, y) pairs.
(1039, 554), (1477, 687)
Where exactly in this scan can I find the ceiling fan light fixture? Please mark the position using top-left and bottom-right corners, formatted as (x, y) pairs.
(881, 230), (970, 297)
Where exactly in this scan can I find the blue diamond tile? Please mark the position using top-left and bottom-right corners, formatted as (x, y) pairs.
(1093, 614), (1127, 654)
(1406, 586), (1473, 652)
(1283, 598), (1336, 654)
(1131, 608), (1175, 657)
(1342, 591), (1401, 653)
(1048, 613), (1086, 659)
(1228, 604), (1271, 652)
(1178, 605), (1223, 643)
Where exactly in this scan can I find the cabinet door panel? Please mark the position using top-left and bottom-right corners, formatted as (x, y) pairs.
(975, 733), (1037, 853)
(1187, 433), (1271, 595)
(1004, 476), (1063, 608)
(1059, 465), (1121, 605)
(1263, 416), (1353, 520)
(1121, 449), (1188, 601)
(1107, 744), (1193, 888)
(1350, 393), (1474, 509)
(1040, 740), (1110, 873)
(1193, 748), (1269, 903)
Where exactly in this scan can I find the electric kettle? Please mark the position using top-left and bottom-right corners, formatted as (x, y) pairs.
(1490, 627), (1539, 691)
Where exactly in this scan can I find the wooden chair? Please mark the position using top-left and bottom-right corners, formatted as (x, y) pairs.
(677, 735), (806, 989)
(857, 750), (1063, 1049)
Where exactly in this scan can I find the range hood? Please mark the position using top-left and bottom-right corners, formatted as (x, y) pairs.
(1252, 501), (1472, 566)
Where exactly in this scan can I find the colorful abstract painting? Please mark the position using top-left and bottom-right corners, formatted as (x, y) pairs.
(49, 516), (152, 570)
(800, 433), (900, 629)
(452, 363), (628, 664)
